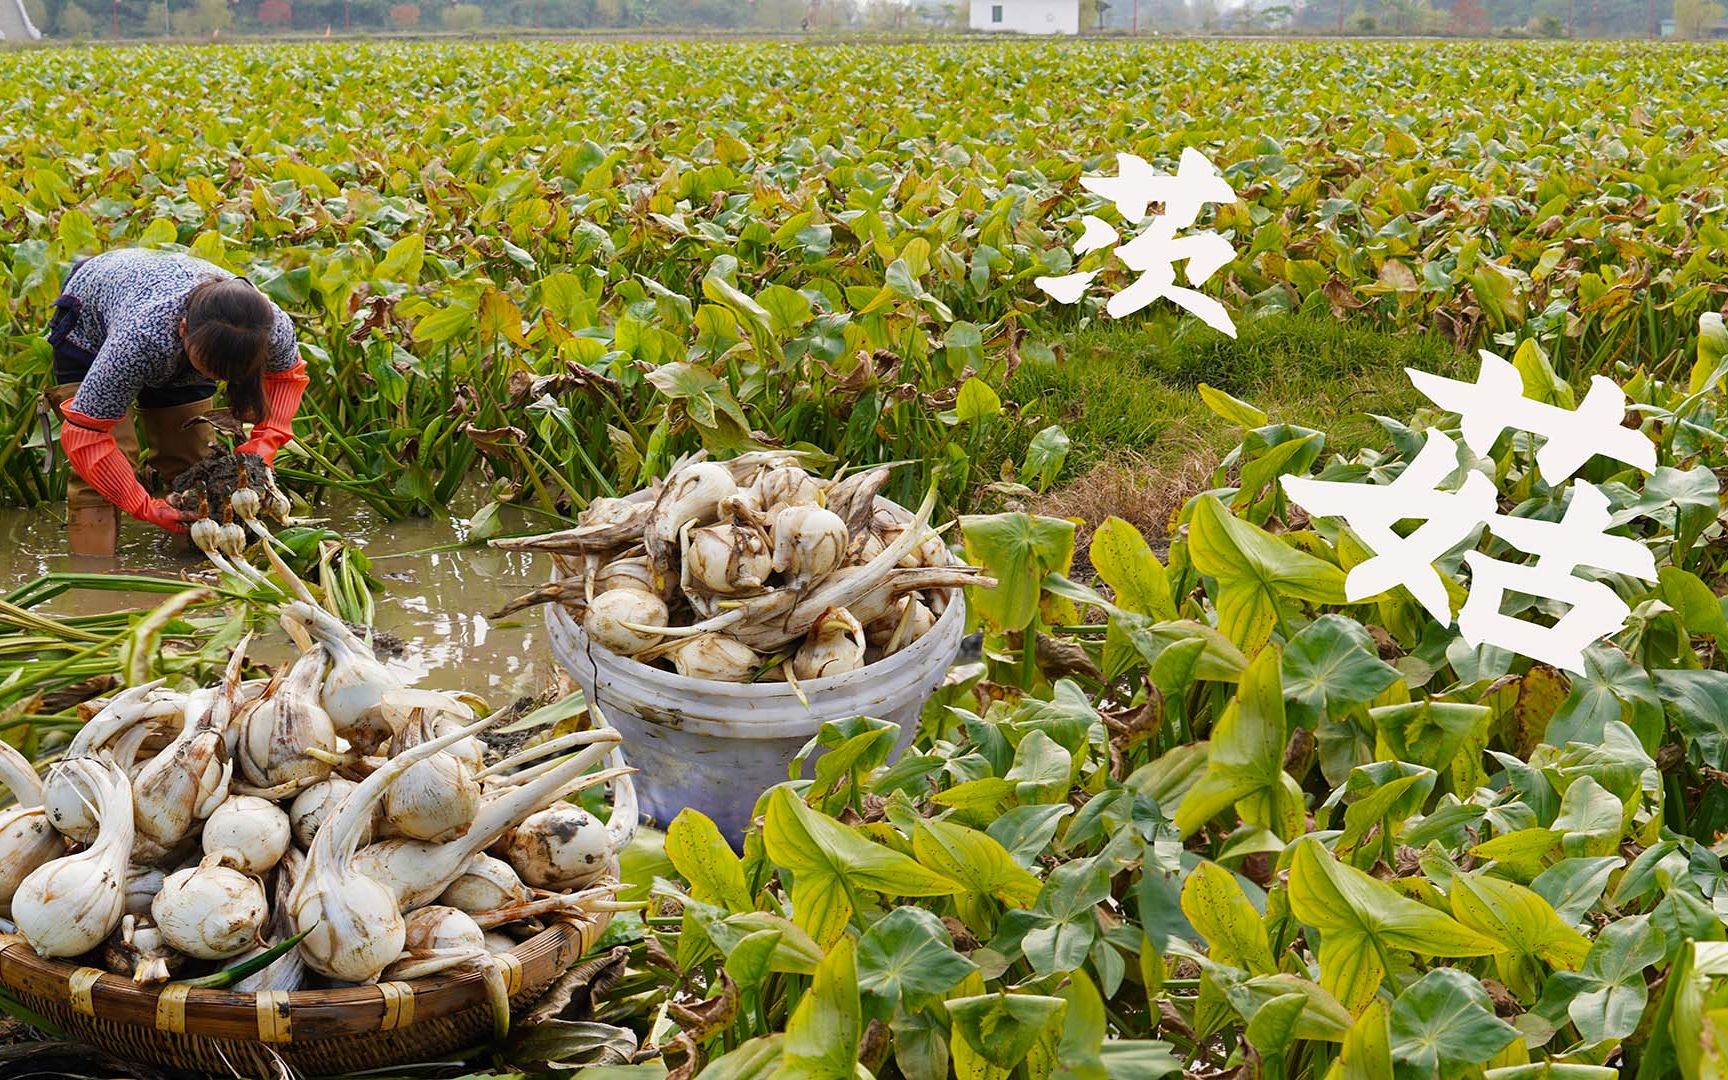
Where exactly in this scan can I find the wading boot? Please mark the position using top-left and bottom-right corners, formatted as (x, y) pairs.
(44, 383), (140, 559)
(137, 397), (217, 492)
(138, 397), (217, 556)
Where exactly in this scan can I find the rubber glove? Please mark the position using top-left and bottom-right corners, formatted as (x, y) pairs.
(60, 412), (191, 534)
(235, 361), (310, 466)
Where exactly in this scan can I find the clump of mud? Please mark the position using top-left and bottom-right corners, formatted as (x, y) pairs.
(168, 451), (271, 512)
(358, 624), (408, 659)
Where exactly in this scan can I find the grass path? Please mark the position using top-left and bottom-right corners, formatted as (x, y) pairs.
(1015, 314), (1469, 539)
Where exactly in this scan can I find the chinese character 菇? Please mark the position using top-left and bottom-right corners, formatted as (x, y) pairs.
(1458, 482), (1656, 672)
(1282, 429), (1496, 625)
(1279, 351), (1659, 673)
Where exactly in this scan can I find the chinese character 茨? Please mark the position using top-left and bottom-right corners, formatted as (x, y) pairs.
(1035, 147), (1239, 337)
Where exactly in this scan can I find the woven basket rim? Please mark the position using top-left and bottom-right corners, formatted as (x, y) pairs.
(0, 883), (613, 1040)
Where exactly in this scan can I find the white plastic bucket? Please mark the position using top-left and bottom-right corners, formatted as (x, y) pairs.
(543, 500), (965, 847)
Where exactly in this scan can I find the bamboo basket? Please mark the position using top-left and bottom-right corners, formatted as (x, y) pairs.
(0, 899), (614, 1076)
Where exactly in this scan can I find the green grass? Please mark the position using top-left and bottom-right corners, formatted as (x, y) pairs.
(1012, 314), (1471, 480)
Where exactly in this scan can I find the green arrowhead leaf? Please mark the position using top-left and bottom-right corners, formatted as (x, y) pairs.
(1187, 495), (1346, 656)
(763, 786), (960, 947)
(946, 993), (1067, 1070)
(1282, 614), (1400, 728)
(855, 906), (977, 1010)
(1389, 969), (1518, 1079)
(777, 936), (860, 1080)
(1176, 645), (1302, 840)
(1288, 838), (1503, 1012)
(1565, 914), (1665, 1043)
(960, 513), (1076, 633)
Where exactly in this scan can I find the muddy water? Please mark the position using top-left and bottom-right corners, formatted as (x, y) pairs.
(0, 496), (568, 700)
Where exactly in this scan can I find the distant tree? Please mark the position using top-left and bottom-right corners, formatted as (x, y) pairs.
(1143, 0), (1192, 29)
(388, 0), (418, 22)
(747, 0), (801, 26)
(1190, 0), (1217, 28)
(1450, 0), (1488, 31)
(23, 0), (48, 30)
(56, 0), (94, 33)
(441, 0), (482, 26)
(172, 0), (230, 32)
(1527, 10), (1564, 29)
(860, 0), (906, 23)
(1347, 6), (1375, 27)
(1675, 0), (1724, 33)
(1379, 0), (1429, 31)
(343, 0), (390, 26)
(257, 0), (292, 25)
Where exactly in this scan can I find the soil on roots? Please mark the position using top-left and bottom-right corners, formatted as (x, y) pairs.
(168, 451), (271, 513)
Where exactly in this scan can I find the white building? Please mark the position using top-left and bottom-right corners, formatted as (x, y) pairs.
(970, 0), (1080, 34)
(0, 0), (43, 39)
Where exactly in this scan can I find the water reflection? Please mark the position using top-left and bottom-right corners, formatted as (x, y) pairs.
(0, 498), (562, 702)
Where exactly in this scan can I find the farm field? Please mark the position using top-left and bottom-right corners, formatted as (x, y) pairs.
(2, 35), (1728, 1080)
(2, 39), (1723, 516)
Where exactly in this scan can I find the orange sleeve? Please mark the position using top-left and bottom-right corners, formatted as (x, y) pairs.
(235, 361), (309, 466)
(60, 407), (185, 532)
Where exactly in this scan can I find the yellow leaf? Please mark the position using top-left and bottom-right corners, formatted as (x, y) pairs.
(378, 232), (425, 284)
(1325, 998), (1392, 1080)
(478, 287), (529, 347)
(1315, 931), (1385, 1015)
(1089, 516), (1176, 619)
(664, 809), (752, 912)
(1449, 873), (1591, 972)
(1197, 382), (1268, 428)
(1181, 861), (1275, 974)
(1289, 838), (1504, 1012)
(185, 175), (221, 210)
